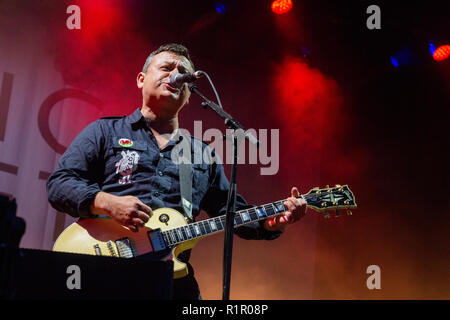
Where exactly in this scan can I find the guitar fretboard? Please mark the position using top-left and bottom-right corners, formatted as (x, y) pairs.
(160, 199), (292, 247)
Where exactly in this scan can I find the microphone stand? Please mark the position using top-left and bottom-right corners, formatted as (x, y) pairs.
(189, 83), (259, 300)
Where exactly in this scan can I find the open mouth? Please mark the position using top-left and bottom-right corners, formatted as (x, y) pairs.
(163, 83), (180, 93)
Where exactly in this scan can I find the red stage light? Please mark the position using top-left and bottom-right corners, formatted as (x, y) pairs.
(433, 45), (450, 61)
(271, 0), (293, 15)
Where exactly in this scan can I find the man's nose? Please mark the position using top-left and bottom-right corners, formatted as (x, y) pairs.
(167, 68), (180, 81)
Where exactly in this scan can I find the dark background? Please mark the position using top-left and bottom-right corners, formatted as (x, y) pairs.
(3, 0), (449, 299)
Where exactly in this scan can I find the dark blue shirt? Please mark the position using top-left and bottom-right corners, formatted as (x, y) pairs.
(47, 108), (281, 241)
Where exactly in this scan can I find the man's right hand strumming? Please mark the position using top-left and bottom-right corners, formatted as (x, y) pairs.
(90, 192), (152, 232)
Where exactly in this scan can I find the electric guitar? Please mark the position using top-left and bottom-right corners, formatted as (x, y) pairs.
(53, 185), (357, 279)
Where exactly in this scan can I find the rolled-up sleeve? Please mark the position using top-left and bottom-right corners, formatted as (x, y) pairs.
(200, 159), (282, 241)
(46, 121), (104, 218)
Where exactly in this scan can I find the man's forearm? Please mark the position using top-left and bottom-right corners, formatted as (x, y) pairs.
(90, 191), (116, 216)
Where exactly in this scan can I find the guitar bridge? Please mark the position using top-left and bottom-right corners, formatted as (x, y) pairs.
(106, 241), (118, 257)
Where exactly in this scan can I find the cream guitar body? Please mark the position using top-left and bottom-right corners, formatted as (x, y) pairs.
(53, 208), (200, 279)
(53, 185), (357, 279)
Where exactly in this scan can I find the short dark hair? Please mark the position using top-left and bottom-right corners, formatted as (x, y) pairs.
(142, 43), (195, 73)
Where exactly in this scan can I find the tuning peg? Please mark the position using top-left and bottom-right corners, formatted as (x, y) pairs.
(324, 212), (330, 218)
(346, 210), (352, 216)
(325, 185), (329, 188)
(335, 184), (341, 187)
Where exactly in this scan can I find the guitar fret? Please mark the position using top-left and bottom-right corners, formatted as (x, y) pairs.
(209, 219), (217, 232)
(184, 226), (192, 239)
(162, 232), (171, 246)
(164, 231), (170, 245)
(241, 210), (250, 222)
(273, 201), (286, 213)
(180, 226), (187, 239)
(193, 223), (201, 236)
(200, 221), (208, 235)
(203, 220), (212, 234)
(219, 216), (231, 229)
(266, 204), (276, 217)
(165, 231), (174, 246)
(264, 204), (275, 217)
(188, 223), (196, 237)
(176, 228), (184, 241)
(171, 230), (177, 243)
(256, 207), (267, 218)
(169, 230), (176, 244)
(220, 214), (239, 228)
(247, 208), (258, 220)
(215, 217), (224, 230)
(189, 224), (197, 237)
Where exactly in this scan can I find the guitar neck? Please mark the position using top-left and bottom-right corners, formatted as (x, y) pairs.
(160, 195), (306, 247)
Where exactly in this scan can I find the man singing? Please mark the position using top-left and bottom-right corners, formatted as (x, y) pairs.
(46, 43), (307, 299)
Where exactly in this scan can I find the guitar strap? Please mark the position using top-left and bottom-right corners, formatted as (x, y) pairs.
(177, 135), (194, 222)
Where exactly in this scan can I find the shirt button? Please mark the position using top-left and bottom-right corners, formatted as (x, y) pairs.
(154, 192), (159, 197)
(158, 171), (163, 176)
(160, 153), (164, 158)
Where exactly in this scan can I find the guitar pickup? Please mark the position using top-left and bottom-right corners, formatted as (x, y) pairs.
(115, 238), (137, 258)
(148, 229), (168, 252)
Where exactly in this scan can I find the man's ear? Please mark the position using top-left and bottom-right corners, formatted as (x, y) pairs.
(136, 72), (145, 89)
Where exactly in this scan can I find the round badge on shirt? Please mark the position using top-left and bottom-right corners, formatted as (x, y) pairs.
(118, 138), (134, 147)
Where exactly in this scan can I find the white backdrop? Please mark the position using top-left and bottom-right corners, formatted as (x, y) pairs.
(0, 11), (103, 250)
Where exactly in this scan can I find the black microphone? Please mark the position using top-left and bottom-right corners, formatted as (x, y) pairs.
(169, 71), (203, 88)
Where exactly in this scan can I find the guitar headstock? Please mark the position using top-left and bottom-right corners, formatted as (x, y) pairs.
(303, 185), (357, 218)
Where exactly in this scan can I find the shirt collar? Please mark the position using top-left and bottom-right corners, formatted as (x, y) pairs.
(128, 108), (145, 125)
(128, 108), (187, 145)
